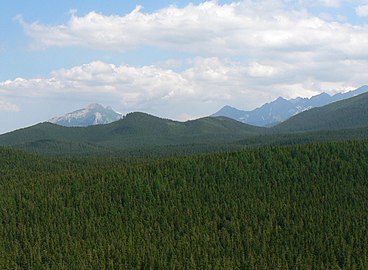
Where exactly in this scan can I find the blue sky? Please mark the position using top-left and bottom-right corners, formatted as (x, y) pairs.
(0, 0), (188, 79)
(0, 0), (368, 133)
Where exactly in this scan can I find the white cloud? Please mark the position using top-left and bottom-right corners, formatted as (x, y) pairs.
(247, 62), (280, 77)
(356, 5), (368, 17)
(299, 0), (366, 8)
(0, 99), (20, 112)
(319, 0), (342, 7)
(0, 61), (197, 111)
(1, 58), (367, 120)
(17, 1), (368, 59)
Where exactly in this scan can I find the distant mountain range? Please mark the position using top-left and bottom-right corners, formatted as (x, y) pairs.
(49, 103), (122, 127)
(1, 91), (368, 156)
(274, 91), (368, 132)
(212, 85), (368, 127)
(48, 86), (368, 129)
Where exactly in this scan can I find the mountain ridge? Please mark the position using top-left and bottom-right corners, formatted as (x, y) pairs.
(212, 85), (368, 126)
(273, 91), (368, 132)
(49, 103), (122, 127)
(0, 112), (266, 155)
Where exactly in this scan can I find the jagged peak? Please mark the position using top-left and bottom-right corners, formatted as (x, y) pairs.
(86, 103), (106, 110)
(222, 105), (237, 109)
(275, 96), (287, 101)
(210, 85), (368, 127)
(48, 104), (122, 127)
(312, 92), (330, 98)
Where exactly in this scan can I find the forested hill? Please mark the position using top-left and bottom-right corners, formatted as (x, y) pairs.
(1, 140), (368, 268)
(0, 112), (265, 155)
(273, 91), (368, 132)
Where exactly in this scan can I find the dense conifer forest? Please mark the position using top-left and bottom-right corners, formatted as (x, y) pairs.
(1, 140), (368, 269)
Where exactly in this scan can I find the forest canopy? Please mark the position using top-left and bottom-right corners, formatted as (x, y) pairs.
(0, 140), (367, 269)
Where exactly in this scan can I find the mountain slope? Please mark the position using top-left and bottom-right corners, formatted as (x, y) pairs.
(273, 91), (368, 132)
(49, 104), (122, 127)
(0, 112), (266, 155)
(212, 85), (368, 126)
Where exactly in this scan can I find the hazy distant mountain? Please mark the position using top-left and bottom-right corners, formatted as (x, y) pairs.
(49, 104), (122, 127)
(273, 91), (368, 132)
(212, 85), (368, 126)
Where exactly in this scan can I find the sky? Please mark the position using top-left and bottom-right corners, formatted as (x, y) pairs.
(0, 0), (368, 134)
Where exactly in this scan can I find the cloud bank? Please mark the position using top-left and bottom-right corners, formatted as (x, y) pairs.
(356, 5), (368, 17)
(0, 57), (365, 120)
(18, 1), (368, 58)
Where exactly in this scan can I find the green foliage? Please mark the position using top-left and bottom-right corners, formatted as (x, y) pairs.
(1, 140), (368, 268)
(241, 126), (368, 147)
